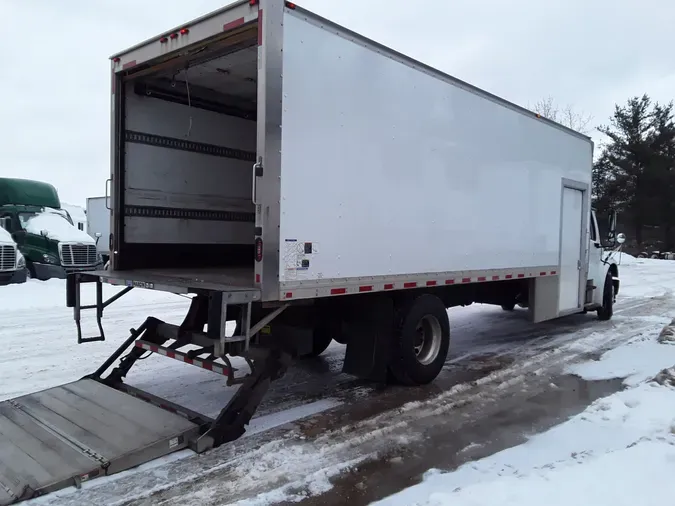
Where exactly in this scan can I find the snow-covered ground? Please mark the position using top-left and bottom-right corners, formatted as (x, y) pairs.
(378, 255), (675, 506)
(2, 252), (675, 505)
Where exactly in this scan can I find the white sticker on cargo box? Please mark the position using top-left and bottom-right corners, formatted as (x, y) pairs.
(169, 437), (179, 449)
(283, 239), (317, 281)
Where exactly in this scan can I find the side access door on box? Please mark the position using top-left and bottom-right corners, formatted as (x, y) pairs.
(558, 180), (589, 314)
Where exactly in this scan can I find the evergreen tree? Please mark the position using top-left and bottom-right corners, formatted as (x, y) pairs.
(594, 95), (675, 247)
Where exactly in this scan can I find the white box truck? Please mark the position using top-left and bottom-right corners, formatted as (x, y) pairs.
(86, 196), (111, 263)
(0, 1), (626, 502)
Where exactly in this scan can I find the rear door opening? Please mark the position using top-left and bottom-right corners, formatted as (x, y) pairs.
(113, 21), (259, 289)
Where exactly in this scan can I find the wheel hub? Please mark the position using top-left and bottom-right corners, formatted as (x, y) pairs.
(414, 315), (442, 366)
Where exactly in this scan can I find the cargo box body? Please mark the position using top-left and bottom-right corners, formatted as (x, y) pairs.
(108, 0), (592, 314)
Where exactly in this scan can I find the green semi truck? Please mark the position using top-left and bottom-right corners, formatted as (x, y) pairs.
(0, 178), (103, 280)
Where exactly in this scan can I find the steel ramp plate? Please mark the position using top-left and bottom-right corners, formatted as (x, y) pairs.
(0, 379), (199, 505)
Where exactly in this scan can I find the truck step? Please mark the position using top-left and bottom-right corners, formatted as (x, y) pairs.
(0, 379), (200, 505)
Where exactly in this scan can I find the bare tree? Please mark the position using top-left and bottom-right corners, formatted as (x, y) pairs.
(530, 96), (593, 135)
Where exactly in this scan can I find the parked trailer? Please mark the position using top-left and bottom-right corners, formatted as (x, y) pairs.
(0, 1), (624, 503)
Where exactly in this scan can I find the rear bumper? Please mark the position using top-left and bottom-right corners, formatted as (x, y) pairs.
(0, 268), (27, 285)
(33, 262), (103, 281)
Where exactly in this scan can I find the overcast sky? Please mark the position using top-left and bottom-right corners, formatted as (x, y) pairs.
(2, 0), (674, 206)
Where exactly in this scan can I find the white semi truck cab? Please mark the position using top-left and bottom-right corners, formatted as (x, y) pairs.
(0, 225), (27, 285)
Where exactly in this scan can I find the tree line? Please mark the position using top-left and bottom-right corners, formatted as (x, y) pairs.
(532, 95), (675, 252)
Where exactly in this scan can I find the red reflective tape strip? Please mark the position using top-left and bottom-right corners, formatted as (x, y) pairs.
(184, 357), (193, 365)
(551, 271), (557, 275)
(445, 279), (455, 285)
(285, 292), (293, 299)
(224, 17), (245, 31)
(518, 274), (525, 278)
(426, 281), (437, 286)
(331, 288), (347, 295)
(202, 362), (213, 371)
(122, 60), (136, 70)
(384, 283), (395, 290)
(540, 272), (547, 276)
(477, 276), (487, 282)
(149, 345), (159, 353)
(492, 275), (500, 281)
(257, 9), (263, 45)
(255, 273), (261, 283)
(359, 286), (373, 292)
(167, 351), (175, 359)
(505, 274), (513, 279)
(404, 282), (417, 289)
(462, 278), (471, 283)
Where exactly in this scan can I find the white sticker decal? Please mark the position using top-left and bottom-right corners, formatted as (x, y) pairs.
(282, 239), (318, 281)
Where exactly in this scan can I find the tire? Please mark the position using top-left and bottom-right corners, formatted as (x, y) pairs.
(501, 302), (516, 311)
(597, 272), (614, 321)
(26, 261), (36, 280)
(388, 294), (450, 386)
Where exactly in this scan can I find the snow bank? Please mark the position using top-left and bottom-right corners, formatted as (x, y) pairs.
(658, 318), (675, 344)
(616, 251), (639, 265)
(377, 327), (675, 506)
(1, 278), (181, 312)
(566, 327), (675, 387)
(25, 211), (95, 243)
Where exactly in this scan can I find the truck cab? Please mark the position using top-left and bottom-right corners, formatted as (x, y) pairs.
(585, 208), (624, 318)
(0, 178), (102, 280)
(0, 225), (26, 285)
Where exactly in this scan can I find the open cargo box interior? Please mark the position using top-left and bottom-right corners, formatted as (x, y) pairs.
(116, 27), (260, 285)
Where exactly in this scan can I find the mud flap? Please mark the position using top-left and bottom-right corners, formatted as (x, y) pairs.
(342, 295), (394, 382)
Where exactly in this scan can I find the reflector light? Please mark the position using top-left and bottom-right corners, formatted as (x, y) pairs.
(159, 37), (168, 43)
(180, 28), (189, 35)
(169, 32), (179, 39)
(249, 0), (258, 5)
(255, 238), (263, 262)
(112, 57), (120, 63)
(286, 2), (297, 8)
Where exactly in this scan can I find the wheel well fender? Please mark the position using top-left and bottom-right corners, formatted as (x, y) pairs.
(606, 263), (619, 295)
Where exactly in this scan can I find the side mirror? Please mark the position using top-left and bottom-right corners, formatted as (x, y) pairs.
(95, 232), (102, 238)
(616, 232), (626, 245)
(607, 210), (618, 241)
(40, 229), (49, 237)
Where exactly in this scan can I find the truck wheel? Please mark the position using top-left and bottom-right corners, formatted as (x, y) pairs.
(388, 294), (450, 386)
(501, 302), (516, 311)
(26, 261), (36, 280)
(597, 272), (614, 321)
